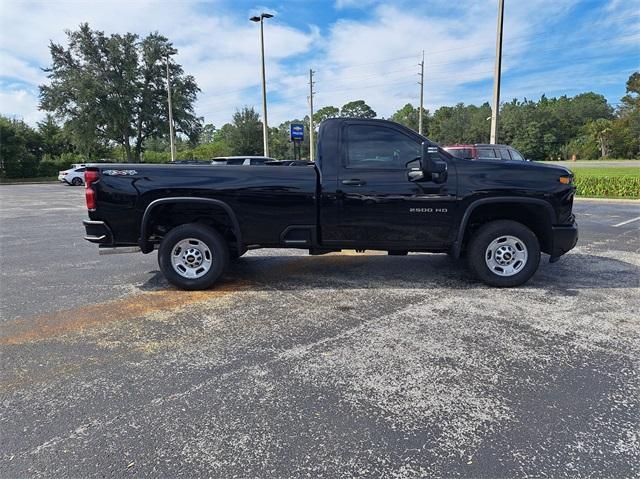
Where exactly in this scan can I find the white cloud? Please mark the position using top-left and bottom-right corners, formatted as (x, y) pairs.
(0, 0), (635, 130)
(0, 0), (317, 127)
(0, 87), (41, 124)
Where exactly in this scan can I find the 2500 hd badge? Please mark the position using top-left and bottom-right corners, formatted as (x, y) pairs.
(410, 208), (448, 213)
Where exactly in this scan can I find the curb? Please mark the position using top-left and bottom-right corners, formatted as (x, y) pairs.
(0, 181), (59, 186)
(575, 197), (640, 204)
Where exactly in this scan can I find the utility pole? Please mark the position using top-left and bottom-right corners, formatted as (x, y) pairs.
(490, 0), (504, 144)
(250, 13), (274, 157)
(166, 55), (176, 162)
(418, 50), (425, 135)
(308, 69), (315, 162)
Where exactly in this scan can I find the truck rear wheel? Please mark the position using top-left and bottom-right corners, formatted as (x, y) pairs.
(467, 220), (540, 287)
(158, 223), (229, 290)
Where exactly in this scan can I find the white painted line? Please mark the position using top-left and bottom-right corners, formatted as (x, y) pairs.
(613, 216), (640, 227)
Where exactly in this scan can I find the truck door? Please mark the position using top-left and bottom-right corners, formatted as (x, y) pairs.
(329, 121), (457, 248)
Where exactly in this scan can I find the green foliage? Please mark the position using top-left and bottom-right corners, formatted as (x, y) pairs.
(568, 164), (640, 198)
(569, 167), (639, 177)
(199, 124), (217, 144)
(573, 174), (640, 198)
(499, 93), (614, 160)
(142, 150), (171, 163)
(40, 23), (201, 162)
(313, 106), (339, 125)
(0, 117), (40, 178)
(38, 153), (85, 176)
(37, 114), (70, 157)
(213, 107), (264, 156)
(191, 141), (232, 159)
(562, 135), (599, 160)
(429, 102), (491, 145)
(340, 100), (376, 119)
(389, 103), (429, 134)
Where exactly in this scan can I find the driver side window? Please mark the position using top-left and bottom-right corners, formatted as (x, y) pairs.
(347, 125), (420, 169)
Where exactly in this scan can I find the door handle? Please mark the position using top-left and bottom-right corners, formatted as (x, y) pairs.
(342, 179), (366, 186)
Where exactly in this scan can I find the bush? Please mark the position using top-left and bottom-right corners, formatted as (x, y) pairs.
(192, 141), (232, 160)
(563, 135), (599, 160)
(574, 175), (640, 198)
(38, 153), (85, 176)
(142, 151), (171, 163)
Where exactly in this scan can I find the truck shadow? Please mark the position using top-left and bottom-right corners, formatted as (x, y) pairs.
(140, 252), (638, 292)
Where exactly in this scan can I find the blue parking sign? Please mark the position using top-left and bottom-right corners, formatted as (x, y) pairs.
(290, 123), (304, 141)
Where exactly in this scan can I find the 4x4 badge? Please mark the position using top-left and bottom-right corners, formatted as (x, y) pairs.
(103, 169), (138, 176)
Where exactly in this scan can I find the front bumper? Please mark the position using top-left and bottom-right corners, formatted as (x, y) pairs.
(549, 221), (578, 262)
(83, 220), (113, 245)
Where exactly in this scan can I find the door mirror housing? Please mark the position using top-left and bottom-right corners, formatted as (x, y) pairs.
(419, 142), (448, 182)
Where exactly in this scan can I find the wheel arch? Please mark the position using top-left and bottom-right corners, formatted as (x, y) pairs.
(138, 197), (242, 254)
(452, 197), (555, 258)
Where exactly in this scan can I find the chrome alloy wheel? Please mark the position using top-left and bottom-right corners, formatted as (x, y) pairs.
(485, 235), (528, 277)
(170, 238), (213, 279)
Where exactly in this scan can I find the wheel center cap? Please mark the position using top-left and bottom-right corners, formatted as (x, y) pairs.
(183, 248), (203, 267)
(496, 246), (516, 265)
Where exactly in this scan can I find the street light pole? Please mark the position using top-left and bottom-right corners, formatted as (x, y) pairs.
(309, 69), (315, 162)
(166, 55), (176, 162)
(418, 50), (425, 135)
(490, 0), (504, 144)
(250, 12), (274, 157)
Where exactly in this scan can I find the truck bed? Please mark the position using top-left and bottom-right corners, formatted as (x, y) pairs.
(87, 163), (319, 247)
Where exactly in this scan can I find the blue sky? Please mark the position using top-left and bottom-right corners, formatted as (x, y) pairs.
(0, 0), (638, 128)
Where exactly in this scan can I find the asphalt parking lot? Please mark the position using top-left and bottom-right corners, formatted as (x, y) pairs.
(1, 184), (638, 478)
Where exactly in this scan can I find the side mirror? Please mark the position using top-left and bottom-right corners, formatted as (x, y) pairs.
(420, 142), (447, 182)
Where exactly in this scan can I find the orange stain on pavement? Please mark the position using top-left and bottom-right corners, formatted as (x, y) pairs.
(0, 282), (247, 346)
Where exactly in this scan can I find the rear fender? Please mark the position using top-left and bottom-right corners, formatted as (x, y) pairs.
(138, 197), (242, 254)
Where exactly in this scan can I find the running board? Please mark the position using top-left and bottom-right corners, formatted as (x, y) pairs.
(98, 246), (141, 255)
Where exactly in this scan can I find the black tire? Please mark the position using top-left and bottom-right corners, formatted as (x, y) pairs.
(71, 177), (83, 186)
(467, 220), (540, 287)
(158, 223), (229, 290)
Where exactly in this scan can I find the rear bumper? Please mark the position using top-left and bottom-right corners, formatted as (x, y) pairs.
(83, 220), (114, 245)
(549, 221), (578, 262)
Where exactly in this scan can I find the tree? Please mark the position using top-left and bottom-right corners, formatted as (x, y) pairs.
(613, 71), (640, 157)
(0, 117), (42, 178)
(390, 103), (429, 134)
(586, 118), (614, 157)
(199, 123), (216, 144)
(340, 100), (376, 119)
(216, 107), (263, 156)
(37, 114), (70, 157)
(313, 106), (339, 126)
(429, 102), (491, 146)
(40, 23), (201, 162)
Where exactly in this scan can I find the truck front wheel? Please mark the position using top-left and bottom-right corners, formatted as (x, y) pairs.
(467, 220), (540, 287)
(158, 223), (229, 290)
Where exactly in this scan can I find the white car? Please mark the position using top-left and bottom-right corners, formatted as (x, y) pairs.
(58, 166), (86, 186)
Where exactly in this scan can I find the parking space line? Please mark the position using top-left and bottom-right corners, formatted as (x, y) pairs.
(612, 216), (640, 227)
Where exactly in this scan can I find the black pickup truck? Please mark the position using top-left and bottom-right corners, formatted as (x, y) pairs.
(83, 118), (578, 289)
